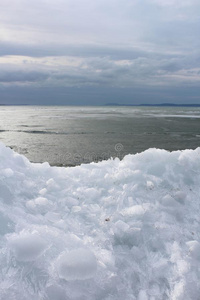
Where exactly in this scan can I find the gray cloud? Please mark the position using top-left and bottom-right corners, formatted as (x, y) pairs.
(0, 70), (49, 83)
(0, 53), (199, 91)
(0, 0), (200, 104)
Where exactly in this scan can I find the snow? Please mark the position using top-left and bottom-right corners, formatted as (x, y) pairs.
(0, 142), (200, 299)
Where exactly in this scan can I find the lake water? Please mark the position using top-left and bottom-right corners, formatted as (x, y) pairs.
(0, 106), (200, 166)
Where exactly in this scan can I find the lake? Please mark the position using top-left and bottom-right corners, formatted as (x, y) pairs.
(0, 106), (200, 166)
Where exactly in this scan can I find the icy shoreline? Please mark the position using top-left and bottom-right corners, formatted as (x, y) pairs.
(0, 142), (200, 299)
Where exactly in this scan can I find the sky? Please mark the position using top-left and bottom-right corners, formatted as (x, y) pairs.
(0, 0), (200, 105)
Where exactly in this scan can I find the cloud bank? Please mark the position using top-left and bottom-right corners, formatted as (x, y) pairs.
(0, 0), (200, 104)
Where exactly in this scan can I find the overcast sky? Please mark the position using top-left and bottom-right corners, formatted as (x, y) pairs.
(0, 0), (200, 105)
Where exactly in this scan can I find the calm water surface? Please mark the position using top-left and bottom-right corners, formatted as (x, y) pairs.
(0, 106), (200, 166)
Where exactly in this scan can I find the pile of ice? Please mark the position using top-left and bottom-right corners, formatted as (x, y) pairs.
(0, 142), (200, 300)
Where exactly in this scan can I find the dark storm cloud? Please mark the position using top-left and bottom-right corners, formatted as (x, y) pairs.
(0, 70), (49, 83)
(0, 41), (156, 60)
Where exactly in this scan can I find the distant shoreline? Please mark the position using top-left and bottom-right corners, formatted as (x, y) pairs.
(105, 103), (200, 107)
(0, 103), (200, 107)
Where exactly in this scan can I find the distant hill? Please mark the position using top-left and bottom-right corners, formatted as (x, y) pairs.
(105, 103), (200, 107)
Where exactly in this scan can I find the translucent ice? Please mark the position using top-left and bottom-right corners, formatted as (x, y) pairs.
(0, 142), (200, 299)
(8, 231), (48, 262)
(56, 248), (97, 280)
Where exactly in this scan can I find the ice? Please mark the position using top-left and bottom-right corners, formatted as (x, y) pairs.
(0, 141), (200, 299)
(114, 220), (130, 232)
(26, 197), (51, 213)
(186, 241), (200, 260)
(35, 197), (49, 206)
(138, 290), (148, 300)
(39, 188), (47, 195)
(56, 248), (97, 281)
(45, 285), (67, 300)
(8, 231), (48, 262)
(0, 184), (13, 204)
(1, 168), (14, 177)
(0, 211), (13, 235)
(45, 212), (61, 223)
